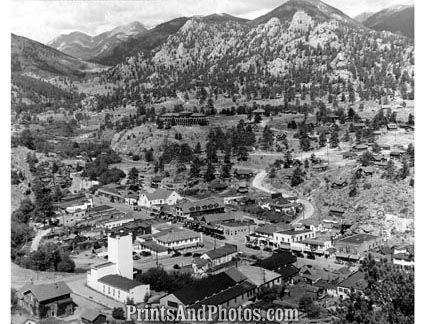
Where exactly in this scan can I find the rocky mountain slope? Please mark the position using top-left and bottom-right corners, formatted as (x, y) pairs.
(103, 0), (413, 106)
(12, 33), (104, 77)
(364, 5), (414, 38)
(48, 21), (147, 61)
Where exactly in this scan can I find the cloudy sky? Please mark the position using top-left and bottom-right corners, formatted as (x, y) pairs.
(11, 0), (414, 44)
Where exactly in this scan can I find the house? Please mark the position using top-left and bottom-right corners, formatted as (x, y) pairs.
(329, 207), (345, 217)
(153, 229), (201, 250)
(393, 253), (414, 270)
(200, 244), (238, 269)
(81, 310), (107, 324)
(237, 182), (249, 194)
(234, 169), (255, 179)
(87, 233), (150, 303)
(337, 271), (367, 299)
(390, 150), (404, 159)
(342, 152), (357, 159)
(334, 234), (384, 260)
(17, 282), (74, 319)
(159, 272), (254, 308)
(138, 189), (182, 208)
(386, 123), (398, 131)
(151, 176), (163, 188)
(225, 265), (283, 291)
(298, 219), (325, 232)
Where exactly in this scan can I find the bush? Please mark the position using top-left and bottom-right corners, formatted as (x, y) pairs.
(112, 307), (125, 320)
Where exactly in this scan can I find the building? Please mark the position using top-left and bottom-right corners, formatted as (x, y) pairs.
(225, 265), (284, 291)
(234, 169), (255, 179)
(81, 310), (107, 324)
(159, 112), (208, 126)
(218, 220), (256, 239)
(199, 244), (238, 270)
(296, 236), (333, 255)
(87, 233), (150, 303)
(334, 234), (384, 260)
(254, 252), (297, 272)
(54, 209), (86, 227)
(273, 229), (316, 249)
(138, 189), (182, 208)
(329, 207), (346, 217)
(153, 229), (202, 250)
(174, 198), (225, 220)
(58, 195), (93, 213)
(96, 214), (134, 230)
(337, 271), (367, 299)
(159, 272), (255, 309)
(17, 282), (74, 319)
(246, 223), (290, 247)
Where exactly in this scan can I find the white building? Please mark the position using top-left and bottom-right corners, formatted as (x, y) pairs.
(138, 189), (182, 208)
(152, 229), (202, 250)
(273, 229), (316, 249)
(87, 233), (150, 303)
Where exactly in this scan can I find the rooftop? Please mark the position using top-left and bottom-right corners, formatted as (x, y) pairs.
(338, 271), (367, 290)
(203, 244), (237, 260)
(178, 197), (224, 214)
(143, 188), (175, 201)
(98, 274), (143, 292)
(171, 272), (237, 305)
(18, 281), (71, 303)
(154, 229), (200, 243)
(230, 265), (281, 287)
(254, 252), (297, 271)
(336, 234), (379, 245)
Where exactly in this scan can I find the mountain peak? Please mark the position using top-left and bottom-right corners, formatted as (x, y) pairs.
(250, 0), (362, 28)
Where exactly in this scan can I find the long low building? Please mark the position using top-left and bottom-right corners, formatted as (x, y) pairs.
(334, 234), (384, 257)
(158, 112), (208, 126)
(152, 229), (202, 250)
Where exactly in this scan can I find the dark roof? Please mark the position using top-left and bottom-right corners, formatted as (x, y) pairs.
(191, 281), (256, 308)
(254, 252), (297, 271)
(98, 275), (143, 291)
(171, 272), (237, 305)
(18, 282), (71, 303)
(276, 265), (300, 279)
(338, 271), (367, 290)
(143, 189), (175, 201)
(204, 244), (237, 260)
(90, 205), (114, 213)
(178, 198), (224, 214)
(81, 309), (106, 322)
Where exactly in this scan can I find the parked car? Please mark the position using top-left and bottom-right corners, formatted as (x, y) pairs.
(172, 252), (181, 257)
(141, 251), (151, 257)
(184, 252), (192, 257)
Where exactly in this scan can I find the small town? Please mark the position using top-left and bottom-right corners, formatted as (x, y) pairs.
(9, 0), (415, 323)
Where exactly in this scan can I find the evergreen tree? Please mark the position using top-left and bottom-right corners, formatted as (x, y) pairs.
(204, 162), (216, 182)
(291, 166), (304, 187)
(329, 129), (339, 148)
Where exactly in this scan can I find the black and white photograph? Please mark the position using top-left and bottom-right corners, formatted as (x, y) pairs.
(8, 0), (416, 323)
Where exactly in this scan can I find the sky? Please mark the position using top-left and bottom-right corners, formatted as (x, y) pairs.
(11, 0), (414, 44)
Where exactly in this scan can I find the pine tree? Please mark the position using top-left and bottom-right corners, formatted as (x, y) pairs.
(204, 162), (216, 182)
(319, 131), (327, 147)
(291, 166), (304, 187)
(329, 129), (339, 148)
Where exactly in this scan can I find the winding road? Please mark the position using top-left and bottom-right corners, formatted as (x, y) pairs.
(251, 170), (315, 224)
(30, 228), (51, 252)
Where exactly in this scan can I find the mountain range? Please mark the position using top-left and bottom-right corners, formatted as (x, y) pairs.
(47, 21), (147, 61)
(11, 33), (104, 77)
(363, 5), (414, 39)
(12, 0), (414, 83)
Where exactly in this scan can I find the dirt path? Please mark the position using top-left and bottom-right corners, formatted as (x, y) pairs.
(251, 170), (315, 224)
(30, 228), (51, 252)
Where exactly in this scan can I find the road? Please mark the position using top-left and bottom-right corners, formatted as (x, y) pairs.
(30, 228), (51, 252)
(251, 170), (315, 224)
